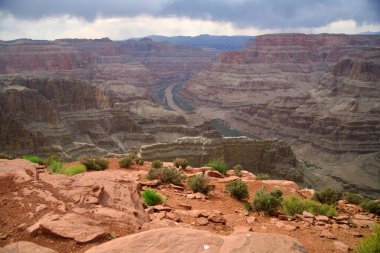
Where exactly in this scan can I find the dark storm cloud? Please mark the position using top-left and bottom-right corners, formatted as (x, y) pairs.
(0, 0), (379, 28)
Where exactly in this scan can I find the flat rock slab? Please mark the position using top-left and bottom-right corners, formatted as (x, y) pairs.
(0, 241), (58, 253)
(40, 213), (107, 243)
(84, 227), (308, 253)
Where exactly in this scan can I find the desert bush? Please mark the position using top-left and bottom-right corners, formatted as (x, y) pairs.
(205, 159), (228, 175)
(187, 174), (213, 194)
(151, 160), (163, 169)
(135, 157), (144, 165)
(63, 164), (87, 176)
(251, 187), (283, 213)
(80, 157), (109, 171)
(173, 158), (189, 169)
(22, 155), (42, 164)
(355, 223), (380, 253)
(282, 196), (337, 216)
(44, 155), (62, 166)
(361, 199), (380, 215)
(142, 189), (163, 206)
(48, 161), (86, 176)
(147, 167), (185, 185)
(343, 192), (365, 205)
(226, 181), (248, 201)
(0, 153), (15, 160)
(313, 187), (339, 205)
(233, 164), (243, 177)
(119, 156), (134, 168)
(256, 173), (270, 180)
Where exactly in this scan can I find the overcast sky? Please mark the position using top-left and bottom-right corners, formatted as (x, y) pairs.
(0, 0), (379, 40)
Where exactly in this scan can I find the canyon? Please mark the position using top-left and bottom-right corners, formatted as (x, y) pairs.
(0, 38), (216, 157)
(179, 34), (380, 198)
(1, 34), (379, 197)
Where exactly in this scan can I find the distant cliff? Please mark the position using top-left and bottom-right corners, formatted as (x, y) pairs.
(139, 131), (303, 182)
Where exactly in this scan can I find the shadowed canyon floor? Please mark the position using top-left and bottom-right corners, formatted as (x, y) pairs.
(0, 158), (378, 253)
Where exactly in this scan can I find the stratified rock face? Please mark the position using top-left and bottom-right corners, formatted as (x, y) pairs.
(139, 132), (303, 181)
(84, 227), (308, 253)
(0, 41), (90, 73)
(0, 38), (215, 157)
(180, 33), (380, 196)
(0, 74), (211, 157)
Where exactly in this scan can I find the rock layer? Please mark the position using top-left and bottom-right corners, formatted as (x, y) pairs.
(139, 131), (303, 181)
(180, 33), (380, 197)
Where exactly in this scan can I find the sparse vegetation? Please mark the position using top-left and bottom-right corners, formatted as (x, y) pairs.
(22, 155), (43, 164)
(282, 196), (337, 216)
(361, 199), (380, 215)
(147, 167), (185, 185)
(151, 160), (163, 169)
(233, 164), (243, 177)
(343, 192), (365, 205)
(187, 174), (213, 194)
(119, 156), (134, 168)
(256, 173), (270, 180)
(135, 157), (144, 165)
(48, 161), (86, 176)
(355, 223), (380, 253)
(80, 157), (109, 171)
(142, 189), (163, 206)
(205, 159), (228, 175)
(225, 181), (248, 200)
(0, 153), (15, 160)
(173, 158), (189, 169)
(251, 187), (283, 213)
(313, 187), (339, 205)
(45, 155), (62, 165)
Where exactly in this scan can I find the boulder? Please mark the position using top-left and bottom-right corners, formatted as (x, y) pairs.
(0, 241), (58, 253)
(205, 170), (225, 178)
(84, 227), (308, 253)
(218, 176), (240, 183)
(333, 241), (350, 252)
(39, 213), (107, 243)
(0, 159), (35, 182)
(141, 219), (180, 231)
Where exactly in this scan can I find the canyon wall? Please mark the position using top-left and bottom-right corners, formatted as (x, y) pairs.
(179, 34), (380, 197)
(139, 131), (303, 182)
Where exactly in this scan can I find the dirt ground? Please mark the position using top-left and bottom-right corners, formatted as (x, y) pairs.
(0, 158), (376, 253)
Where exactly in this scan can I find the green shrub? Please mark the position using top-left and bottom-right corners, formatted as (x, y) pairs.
(135, 157), (144, 165)
(205, 159), (228, 175)
(22, 155), (42, 164)
(119, 156), (134, 168)
(233, 164), (243, 177)
(256, 173), (270, 180)
(62, 164), (87, 176)
(355, 224), (380, 253)
(173, 158), (189, 169)
(226, 181), (248, 201)
(147, 167), (185, 186)
(49, 161), (64, 174)
(142, 189), (163, 206)
(44, 155), (62, 166)
(282, 196), (337, 216)
(187, 174), (213, 194)
(80, 157), (109, 171)
(0, 153), (15, 160)
(49, 161), (86, 176)
(361, 199), (380, 215)
(251, 187), (283, 213)
(151, 160), (163, 169)
(313, 187), (339, 205)
(343, 192), (365, 205)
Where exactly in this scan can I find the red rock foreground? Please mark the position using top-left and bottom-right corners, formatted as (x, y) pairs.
(0, 158), (377, 253)
(85, 227), (307, 253)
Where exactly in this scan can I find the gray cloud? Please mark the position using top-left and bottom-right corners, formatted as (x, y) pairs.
(0, 0), (379, 29)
